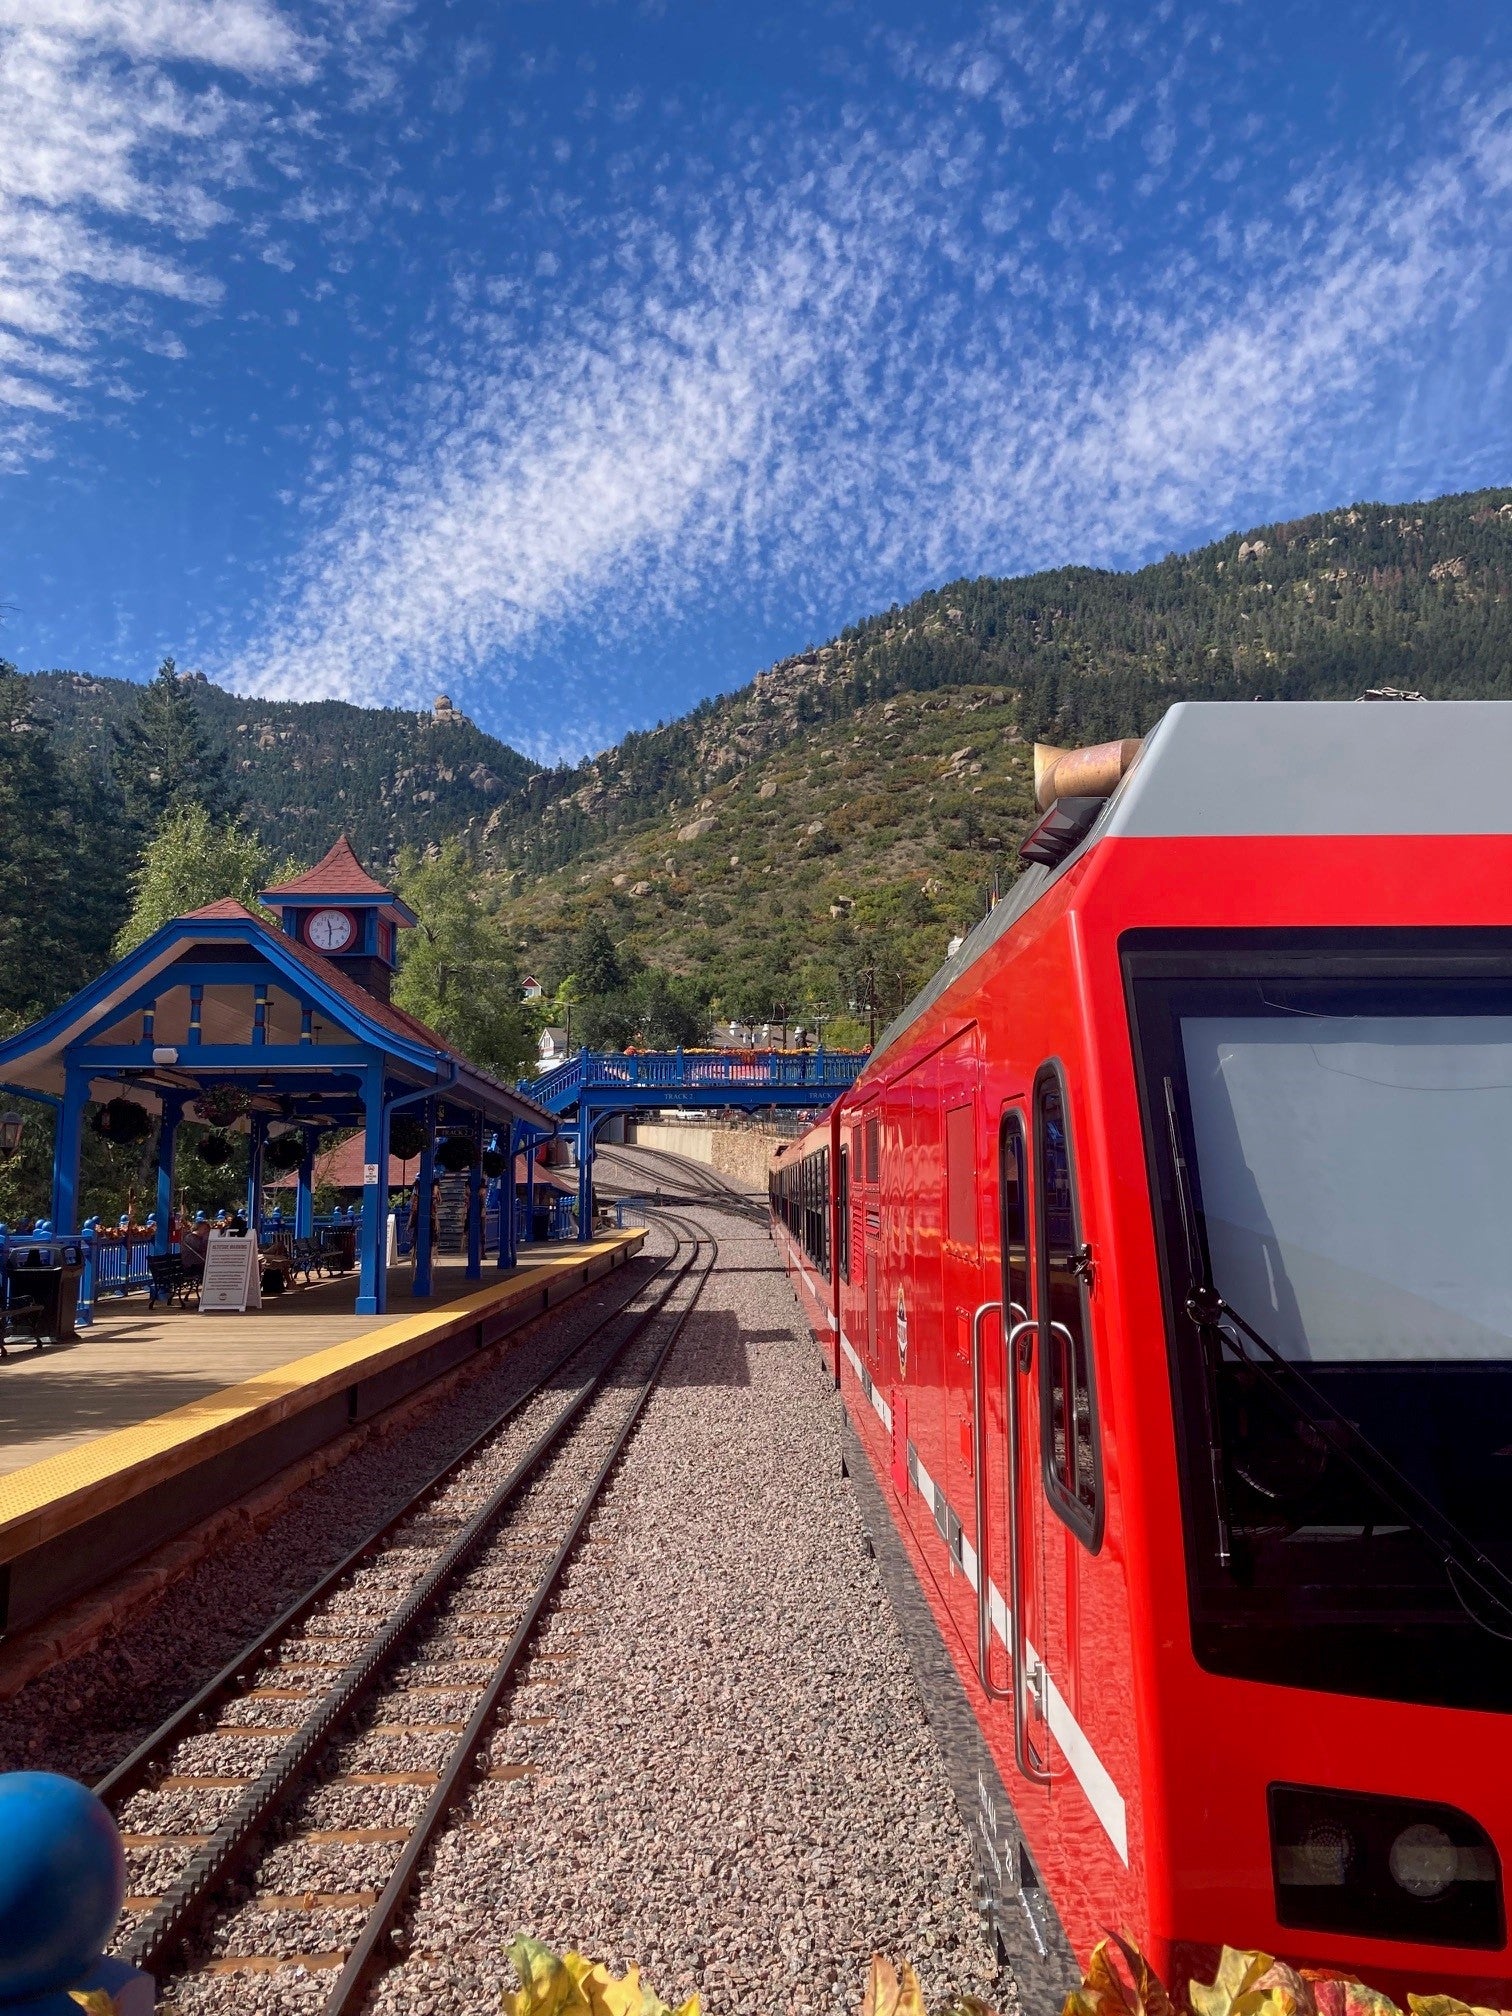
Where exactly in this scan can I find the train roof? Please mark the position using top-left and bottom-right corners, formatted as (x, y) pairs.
(869, 698), (1512, 1068)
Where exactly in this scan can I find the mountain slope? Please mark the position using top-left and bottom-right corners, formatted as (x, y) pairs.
(474, 485), (1512, 891)
(27, 673), (538, 865)
(19, 481), (1512, 1030)
(483, 485), (1512, 1021)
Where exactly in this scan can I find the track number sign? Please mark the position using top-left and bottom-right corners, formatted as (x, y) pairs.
(201, 1233), (263, 1313)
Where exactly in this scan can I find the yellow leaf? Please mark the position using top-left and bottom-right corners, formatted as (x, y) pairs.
(68, 1994), (116, 2015)
(1106, 1931), (1177, 2016)
(670, 1998), (701, 2016)
(864, 1957), (905, 2016)
(1190, 1950), (1279, 2016)
(1408, 2001), (1505, 2016)
(897, 1962), (927, 2016)
(583, 1961), (670, 2016)
(503, 1937), (593, 2016)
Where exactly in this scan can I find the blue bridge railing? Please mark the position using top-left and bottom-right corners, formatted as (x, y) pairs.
(524, 1046), (868, 1115)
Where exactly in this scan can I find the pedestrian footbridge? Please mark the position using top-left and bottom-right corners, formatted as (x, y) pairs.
(520, 1048), (868, 1239)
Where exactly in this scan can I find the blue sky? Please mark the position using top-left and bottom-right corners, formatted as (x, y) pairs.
(2, 1), (1511, 762)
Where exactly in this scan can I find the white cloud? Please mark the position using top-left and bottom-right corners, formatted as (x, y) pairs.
(0, 0), (306, 464)
(223, 73), (1512, 759)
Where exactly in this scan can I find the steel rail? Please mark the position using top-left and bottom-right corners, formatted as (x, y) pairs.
(323, 1212), (717, 2014)
(95, 1236), (676, 1810)
(114, 1216), (702, 1980)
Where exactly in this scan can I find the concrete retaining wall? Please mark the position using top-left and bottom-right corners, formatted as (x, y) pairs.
(628, 1122), (778, 1193)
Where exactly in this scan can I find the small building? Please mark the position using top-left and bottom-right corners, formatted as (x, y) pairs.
(538, 1026), (572, 1063)
(521, 975), (544, 1001)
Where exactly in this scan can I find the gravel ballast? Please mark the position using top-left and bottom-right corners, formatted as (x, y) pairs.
(2, 1168), (1010, 2016)
(371, 1178), (1005, 2016)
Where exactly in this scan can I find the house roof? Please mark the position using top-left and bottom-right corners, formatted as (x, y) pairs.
(263, 836), (395, 902)
(267, 1133), (421, 1192)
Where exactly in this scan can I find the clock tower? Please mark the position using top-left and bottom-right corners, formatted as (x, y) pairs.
(261, 837), (417, 1002)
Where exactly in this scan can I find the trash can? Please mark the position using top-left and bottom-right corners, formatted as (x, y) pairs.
(8, 1254), (82, 1342)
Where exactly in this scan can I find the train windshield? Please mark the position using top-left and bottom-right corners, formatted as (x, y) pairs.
(1182, 1014), (1512, 1363)
(1127, 935), (1512, 1714)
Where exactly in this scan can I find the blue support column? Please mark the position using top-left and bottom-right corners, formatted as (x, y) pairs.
(155, 1094), (183, 1253)
(246, 1110), (267, 1232)
(497, 1122), (516, 1270)
(412, 1099), (435, 1298)
(522, 1127), (535, 1247)
(294, 1130), (316, 1241)
(465, 1112), (484, 1279)
(577, 1107), (594, 1243)
(506, 1122), (520, 1268)
(357, 1067), (389, 1316)
(52, 1064), (88, 1235)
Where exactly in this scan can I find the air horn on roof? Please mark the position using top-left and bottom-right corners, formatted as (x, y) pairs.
(1032, 736), (1143, 811)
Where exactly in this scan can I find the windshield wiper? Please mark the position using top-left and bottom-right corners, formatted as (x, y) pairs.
(1163, 1077), (1233, 1570)
(1162, 1077), (1512, 1638)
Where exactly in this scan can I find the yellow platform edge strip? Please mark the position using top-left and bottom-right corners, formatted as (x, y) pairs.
(0, 1230), (645, 1557)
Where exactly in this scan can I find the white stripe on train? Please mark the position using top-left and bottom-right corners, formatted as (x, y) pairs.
(830, 1314), (1128, 1866)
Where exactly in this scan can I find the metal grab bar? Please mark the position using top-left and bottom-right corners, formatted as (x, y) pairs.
(1006, 1315), (1052, 1786)
(971, 1300), (1011, 1702)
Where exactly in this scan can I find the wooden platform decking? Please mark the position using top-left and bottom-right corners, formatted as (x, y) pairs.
(1, 1253), (530, 1477)
(0, 1231), (645, 1636)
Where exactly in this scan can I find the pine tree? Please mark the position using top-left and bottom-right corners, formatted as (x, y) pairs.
(112, 657), (239, 833)
(0, 663), (123, 1015)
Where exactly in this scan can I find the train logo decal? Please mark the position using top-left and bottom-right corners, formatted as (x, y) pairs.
(896, 1288), (909, 1377)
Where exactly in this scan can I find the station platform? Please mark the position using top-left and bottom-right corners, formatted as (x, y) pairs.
(0, 1230), (644, 1639)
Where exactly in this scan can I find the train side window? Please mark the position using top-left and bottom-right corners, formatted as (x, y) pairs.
(999, 1114), (1029, 1320)
(945, 1103), (978, 1249)
(1034, 1065), (1103, 1550)
(864, 1116), (880, 1186)
(838, 1146), (850, 1282)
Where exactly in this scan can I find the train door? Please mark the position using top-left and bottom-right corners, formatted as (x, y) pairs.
(901, 1060), (949, 1568)
(1010, 1066), (1100, 1805)
(939, 1028), (989, 1639)
(1001, 1103), (1052, 1785)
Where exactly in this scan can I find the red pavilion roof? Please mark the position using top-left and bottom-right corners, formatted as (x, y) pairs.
(263, 836), (394, 902)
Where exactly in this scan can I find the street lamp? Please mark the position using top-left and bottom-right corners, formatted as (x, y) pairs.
(0, 1110), (23, 1156)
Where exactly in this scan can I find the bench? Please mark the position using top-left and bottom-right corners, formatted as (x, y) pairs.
(147, 1253), (201, 1310)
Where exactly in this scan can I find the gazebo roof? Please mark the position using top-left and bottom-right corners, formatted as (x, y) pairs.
(0, 895), (551, 1136)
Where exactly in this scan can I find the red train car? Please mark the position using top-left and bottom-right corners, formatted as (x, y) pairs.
(771, 701), (1512, 2008)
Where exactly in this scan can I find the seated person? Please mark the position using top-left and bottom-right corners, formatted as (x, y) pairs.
(179, 1213), (210, 1277)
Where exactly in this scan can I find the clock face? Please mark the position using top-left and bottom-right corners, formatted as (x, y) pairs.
(307, 908), (356, 953)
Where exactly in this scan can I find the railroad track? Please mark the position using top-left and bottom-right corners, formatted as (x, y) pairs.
(99, 1210), (714, 2011)
(601, 1144), (768, 1224)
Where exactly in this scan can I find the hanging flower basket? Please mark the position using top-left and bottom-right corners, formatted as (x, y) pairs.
(436, 1134), (478, 1174)
(199, 1082), (252, 1129)
(263, 1131), (307, 1174)
(389, 1114), (427, 1162)
(481, 1147), (508, 1180)
(195, 1130), (235, 1169)
(90, 1098), (152, 1147)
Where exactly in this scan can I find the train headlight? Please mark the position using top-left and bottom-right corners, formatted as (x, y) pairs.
(1270, 1784), (1503, 1948)
(1283, 1822), (1355, 1888)
(1390, 1822), (1459, 1901)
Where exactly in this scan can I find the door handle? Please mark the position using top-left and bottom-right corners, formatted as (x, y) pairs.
(970, 1300), (1010, 1703)
(1006, 1315), (1052, 1786)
